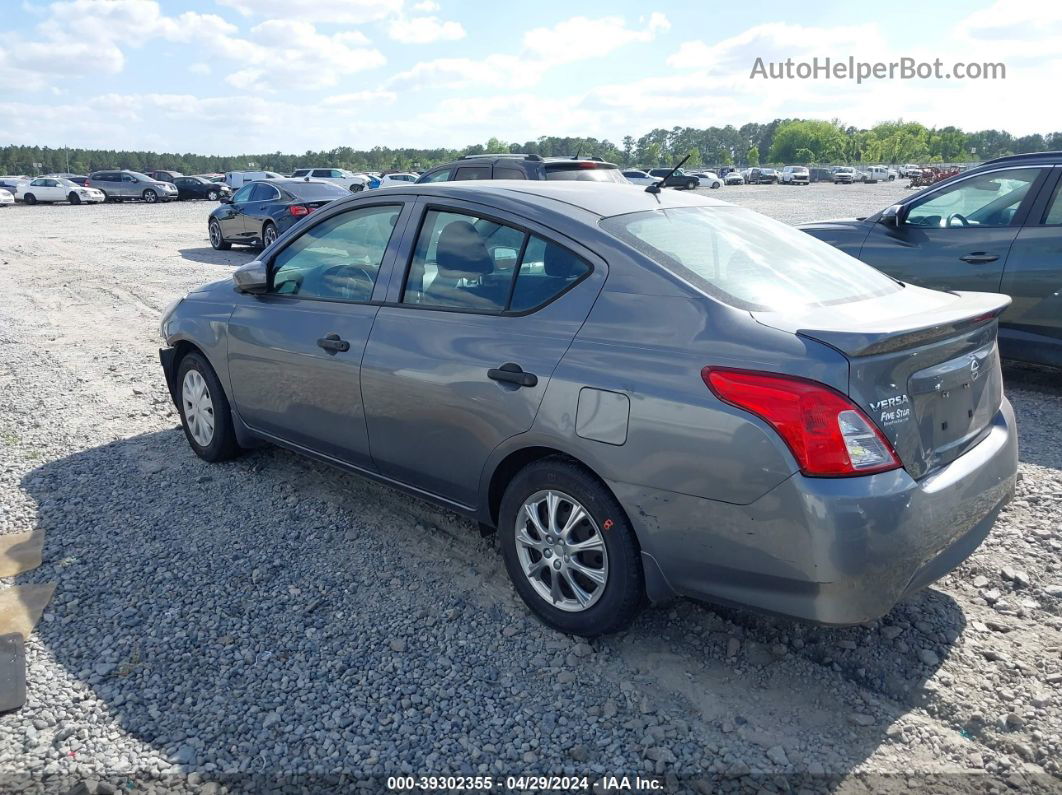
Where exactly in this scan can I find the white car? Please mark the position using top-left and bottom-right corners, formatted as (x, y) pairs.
(690, 171), (723, 189)
(620, 169), (656, 186)
(290, 168), (370, 193)
(0, 188), (13, 206)
(16, 177), (105, 205)
(375, 172), (419, 189)
(780, 165), (810, 185)
(723, 171), (745, 185)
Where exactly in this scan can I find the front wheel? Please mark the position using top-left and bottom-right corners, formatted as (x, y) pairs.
(350, 184), (364, 193)
(176, 352), (241, 462)
(208, 219), (231, 250)
(143, 189), (158, 203)
(207, 190), (219, 201)
(499, 458), (644, 636)
(69, 192), (81, 205)
(686, 179), (698, 190)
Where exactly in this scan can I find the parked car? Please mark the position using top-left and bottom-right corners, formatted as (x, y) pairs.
(376, 172), (419, 189)
(690, 171), (723, 189)
(160, 180), (1018, 636)
(780, 166), (810, 185)
(723, 171), (745, 185)
(417, 154), (627, 185)
(145, 170), (183, 183)
(208, 178), (349, 250)
(0, 188), (13, 207)
(809, 167), (833, 183)
(800, 151), (1062, 367)
(195, 174), (226, 183)
(87, 170), (178, 202)
(289, 168), (370, 193)
(832, 167), (856, 184)
(861, 166), (891, 183)
(645, 168), (701, 190)
(172, 176), (233, 201)
(0, 176), (28, 195)
(621, 169), (655, 186)
(46, 173), (90, 186)
(225, 170), (285, 189)
(900, 164), (923, 178)
(744, 168), (776, 185)
(16, 176), (105, 204)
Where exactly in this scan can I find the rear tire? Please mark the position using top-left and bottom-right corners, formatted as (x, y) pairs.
(176, 352), (241, 463)
(69, 192), (81, 205)
(261, 222), (278, 249)
(24, 194), (36, 205)
(208, 219), (231, 250)
(143, 189), (158, 203)
(499, 457), (644, 636)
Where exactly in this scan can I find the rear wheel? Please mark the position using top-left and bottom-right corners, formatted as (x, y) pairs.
(208, 219), (231, 250)
(499, 457), (644, 636)
(143, 189), (158, 203)
(24, 193), (36, 205)
(69, 192), (81, 205)
(176, 352), (241, 462)
(262, 222), (278, 248)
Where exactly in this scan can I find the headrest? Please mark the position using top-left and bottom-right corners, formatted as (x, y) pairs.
(436, 221), (493, 275)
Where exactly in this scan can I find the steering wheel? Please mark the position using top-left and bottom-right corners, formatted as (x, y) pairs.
(320, 264), (376, 299)
(945, 213), (970, 228)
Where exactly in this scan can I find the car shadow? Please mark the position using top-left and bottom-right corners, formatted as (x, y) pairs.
(14, 426), (988, 790)
(178, 247), (257, 266)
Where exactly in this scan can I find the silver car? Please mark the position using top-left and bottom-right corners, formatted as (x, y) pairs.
(87, 169), (179, 202)
(159, 182), (1018, 636)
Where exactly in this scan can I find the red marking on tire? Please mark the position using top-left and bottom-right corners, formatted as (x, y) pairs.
(603, 519), (614, 530)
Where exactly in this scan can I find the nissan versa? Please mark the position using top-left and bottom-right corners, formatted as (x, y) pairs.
(158, 181), (1018, 636)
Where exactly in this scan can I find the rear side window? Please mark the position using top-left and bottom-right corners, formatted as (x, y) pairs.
(287, 182), (348, 201)
(453, 166), (490, 181)
(493, 166), (527, 180)
(402, 209), (590, 313)
(1043, 179), (1062, 225)
(545, 164), (626, 183)
(271, 205), (401, 302)
(249, 183), (279, 201)
(601, 206), (899, 312)
(419, 169), (451, 183)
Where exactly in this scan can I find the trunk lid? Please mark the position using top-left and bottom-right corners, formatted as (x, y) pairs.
(753, 288), (1010, 479)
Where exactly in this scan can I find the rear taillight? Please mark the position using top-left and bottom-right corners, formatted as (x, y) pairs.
(289, 204), (310, 217)
(702, 367), (900, 477)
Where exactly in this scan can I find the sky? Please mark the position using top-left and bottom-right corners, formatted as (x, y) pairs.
(0, 0), (1058, 154)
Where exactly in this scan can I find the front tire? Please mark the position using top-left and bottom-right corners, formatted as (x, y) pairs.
(176, 352), (241, 462)
(686, 179), (698, 190)
(350, 184), (364, 193)
(207, 190), (219, 201)
(499, 457), (644, 636)
(69, 192), (81, 205)
(208, 219), (231, 250)
(143, 189), (158, 203)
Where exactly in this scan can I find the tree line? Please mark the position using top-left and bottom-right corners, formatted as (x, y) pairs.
(2, 120), (1058, 176)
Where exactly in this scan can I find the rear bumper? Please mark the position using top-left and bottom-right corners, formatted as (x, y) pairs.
(614, 398), (1018, 624)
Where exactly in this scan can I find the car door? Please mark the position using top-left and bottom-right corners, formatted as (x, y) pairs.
(360, 200), (606, 508)
(997, 168), (1062, 363)
(859, 166), (1049, 294)
(240, 182), (281, 241)
(218, 184), (253, 240)
(226, 200), (413, 467)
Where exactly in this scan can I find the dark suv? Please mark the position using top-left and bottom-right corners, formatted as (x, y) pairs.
(801, 150), (1062, 367)
(416, 154), (627, 184)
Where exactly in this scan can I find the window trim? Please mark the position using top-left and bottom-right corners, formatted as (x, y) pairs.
(1033, 167), (1062, 227)
(261, 201), (408, 305)
(900, 165), (1047, 229)
(394, 202), (594, 318)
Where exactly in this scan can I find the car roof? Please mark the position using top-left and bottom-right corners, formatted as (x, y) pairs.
(383, 180), (730, 218)
(981, 150), (1062, 166)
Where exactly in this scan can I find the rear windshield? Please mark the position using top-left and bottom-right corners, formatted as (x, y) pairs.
(287, 181), (349, 200)
(545, 164), (627, 183)
(601, 206), (900, 311)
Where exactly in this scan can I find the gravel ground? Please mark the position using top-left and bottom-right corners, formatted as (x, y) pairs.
(1, 183), (1061, 794)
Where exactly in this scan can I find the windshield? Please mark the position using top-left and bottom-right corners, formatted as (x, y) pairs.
(600, 206), (900, 311)
(545, 165), (627, 184)
(287, 181), (349, 200)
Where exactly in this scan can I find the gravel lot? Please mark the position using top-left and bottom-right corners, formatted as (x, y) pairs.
(1, 181), (1061, 793)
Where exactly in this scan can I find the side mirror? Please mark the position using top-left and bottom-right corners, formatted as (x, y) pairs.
(233, 260), (268, 294)
(218, 194), (232, 204)
(879, 204), (904, 226)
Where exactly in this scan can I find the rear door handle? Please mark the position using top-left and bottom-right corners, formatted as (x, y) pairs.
(317, 333), (350, 353)
(487, 362), (538, 388)
(959, 252), (1000, 264)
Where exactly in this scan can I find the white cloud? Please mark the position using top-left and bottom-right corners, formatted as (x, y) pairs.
(387, 15), (466, 44)
(523, 14), (670, 64)
(321, 90), (397, 106)
(412, 0), (439, 10)
(189, 63), (211, 76)
(387, 55), (530, 90)
(215, 0), (401, 24)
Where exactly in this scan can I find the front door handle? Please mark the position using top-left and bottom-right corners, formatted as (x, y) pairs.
(317, 333), (350, 353)
(959, 252), (1000, 264)
(487, 362), (538, 388)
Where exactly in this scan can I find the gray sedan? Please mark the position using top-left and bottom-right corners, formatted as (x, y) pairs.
(159, 182), (1018, 636)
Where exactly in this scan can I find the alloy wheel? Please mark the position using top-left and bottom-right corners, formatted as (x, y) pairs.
(515, 490), (608, 612)
(144, 190), (157, 203)
(263, 225), (277, 246)
(209, 222), (222, 248)
(182, 369), (215, 447)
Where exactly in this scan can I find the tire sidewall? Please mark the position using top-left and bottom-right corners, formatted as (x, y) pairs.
(176, 352), (235, 462)
(499, 460), (643, 636)
(209, 220), (227, 250)
(207, 190), (219, 201)
(144, 189), (157, 203)
(263, 223), (277, 247)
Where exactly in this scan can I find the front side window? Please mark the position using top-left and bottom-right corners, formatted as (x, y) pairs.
(402, 210), (590, 313)
(270, 205), (401, 302)
(420, 168), (451, 183)
(602, 206), (899, 312)
(905, 168), (1041, 228)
